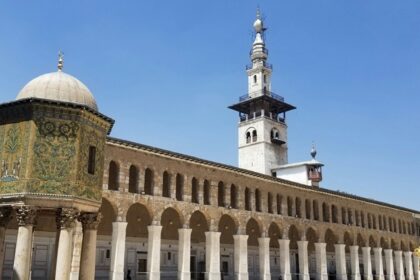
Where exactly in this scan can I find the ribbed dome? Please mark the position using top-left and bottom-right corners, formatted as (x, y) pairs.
(16, 71), (98, 111)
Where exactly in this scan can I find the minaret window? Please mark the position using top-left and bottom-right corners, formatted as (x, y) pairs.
(252, 130), (257, 142)
(253, 75), (257, 84)
(246, 132), (251, 143)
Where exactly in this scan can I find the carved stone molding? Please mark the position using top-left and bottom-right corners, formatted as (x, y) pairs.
(78, 212), (102, 230)
(56, 208), (79, 229)
(15, 206), (37, 226)
(0, 207), (12, 227)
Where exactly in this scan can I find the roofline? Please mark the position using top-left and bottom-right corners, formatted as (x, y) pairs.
(0, 98), (115, 134)
(106, 136), (420, 214)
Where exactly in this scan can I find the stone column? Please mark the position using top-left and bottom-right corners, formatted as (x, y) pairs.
(178, 228), (192, 280)
(70, 220), (83, 280)
(404, 252), (414, 280)
(413, 256), (420, 280)
(258, 237), (271, 280)
(395, 251), (405, 280)
(110, 221), (128, 280)
(298, 240), (310, 280)
(373, 248), (385, 280)
(55, 208), (79, 280)
(233, 235), (248, 280)
(205, 231), (221, 280)
(362, 247), (373, 280)
(0, 207), (12, 277)
(350, 246), (361, 280)
(335, 244), (347, 280)
(315, 243), (328, 280)
(384, 249), (395, 280)
(147, 225), (162, 280)
(13, 206), (36, 280)
(279, 239), (291, 280)
(79, 212), (102, 280)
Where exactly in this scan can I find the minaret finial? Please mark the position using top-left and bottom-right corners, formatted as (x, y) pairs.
(57, 50), (64, 72)
(256, 7), (261, 20)
(310, 142), (317, 159)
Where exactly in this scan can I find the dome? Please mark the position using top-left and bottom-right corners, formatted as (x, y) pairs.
(16, 71), (98, 111)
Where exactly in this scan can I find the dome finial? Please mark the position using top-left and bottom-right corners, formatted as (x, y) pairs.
(310, 142), (317, 159)
(57, 50), (64, 72)
(256, 6), (261, 20)
(253, 8), (263, 33)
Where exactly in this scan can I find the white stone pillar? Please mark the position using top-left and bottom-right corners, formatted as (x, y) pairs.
(404, 252), (414, 280)
(13, 206), (36, 280)
(70, 220), (83, 280)
(362, 247), (373, 280)
(110, 221), (128, 280)
(147, 225), (162, 280)
(335, 244), (348, 280)
(258, 237), (271, 280)
(79, 213), (102, 280)
(413, 256), (420, 280)
(395, 251), (405, 280)
(0, 207), (12, 277)
(350, 246), (361, 280)
(55, 208), (79, 280)
(373, 248), (385, 280)
(315, 243), (328, 280)
(385, 249), (395, 280)
(298, 240), (310, 280)
(178, 228), (192, 280)
(205, 231), (221, 280)
(233, 235), (248, 280)
(279, 239), (291, 280)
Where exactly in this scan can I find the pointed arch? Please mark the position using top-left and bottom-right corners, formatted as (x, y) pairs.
(108, 161), (119, 191)
(162, 171), (171, 197)
(128, 165), (139, 193)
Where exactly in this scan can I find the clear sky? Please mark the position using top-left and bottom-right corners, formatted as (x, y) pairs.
(0, 1), (419, 210)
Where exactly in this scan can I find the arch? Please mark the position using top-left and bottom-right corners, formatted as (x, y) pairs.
(322, 202), (330, 222)
(162, 171), (171, 197)
(108, 161), (119, 191)
(344, 231), (353, 252)
(401, 241), (407, 251)
(245, 188), (251, 211)
(190, 211), (209, 243)
(161, 207), (182, 240)
(246, 131), (251, 144)
(219, 215), (237, 245)
(356, 233), (365, 247)
(255, 189), (261, 212)
(126, 203), (152, 238)
(391, 239), (398, 250)
(331, 205), (338, 223)
(267, 192), (273, 213)
(355, 210), (360, 226)
(306, 227), (319, 252)
(191, 177), (199, 203)
(347, 209), (354, 225)
(175, 173), (184, 201)
(230, 184), (238, 209)
(410, 242), (416, 251)
(246, 218), (261, 247)
(218, 181), (225, 207)
(268, 222), (282, 248)
(128, 165), (139, 193)
(271, 128), (280, 140)
(369, 235), (377, 248)
(341, 208), (347, 224)
(287, 197), (293, 216)
(378, 215), (383, 230)
(144, 168), (154, 195)
(288, 225), (300, 250)
(313, 200), (319, 220)
(295, 197), (302, 218)
(305, 199), (311, 219)
(324, 228), (338, 252)
(380, 237), (389, 249)
(98, 198), (117, 235)
(203, 180), (210, 205)
(277, 194), (283, 215)
(360, 211), (365, 227)
(252, 130), (257, 142)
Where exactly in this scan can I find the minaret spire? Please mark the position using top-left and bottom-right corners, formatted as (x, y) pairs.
(57, 51), (64, 72)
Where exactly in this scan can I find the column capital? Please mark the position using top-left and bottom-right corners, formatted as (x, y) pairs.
(403, 251), (412, 257)
(0, 207), (12, 227)
(78, 212), (102, 230)
(15, 206), (37, 226)
(56, 208), (79, 229)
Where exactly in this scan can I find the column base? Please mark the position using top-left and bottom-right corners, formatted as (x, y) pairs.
(282, 273), (292, 280)
(364, 274), (374, 280)
(407, 275), (414, 280)
(386, 275), (396, 280)
(178, 271), (191, 280)
(149, 271), (161, 280)
(259, 273), (271, 280)
(316, 273), (329, 280)
(300, 273), (311, 280)
(235, 272), (250, 280)
(376, 274), (385, 280)
(205, 272), (221, 280)
(337, 273), (348, 280)
(351, 274), (361, 280)
(396, 275), (406, 280)
(110, 271), (125, 280)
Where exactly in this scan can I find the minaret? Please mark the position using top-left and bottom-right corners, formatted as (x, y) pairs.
(229, 10), (296, 175)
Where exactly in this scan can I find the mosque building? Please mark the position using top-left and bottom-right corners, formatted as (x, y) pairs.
(0, 11), (419, 280)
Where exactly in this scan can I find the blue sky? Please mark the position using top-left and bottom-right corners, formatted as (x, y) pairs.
(0, 1), (419, 210)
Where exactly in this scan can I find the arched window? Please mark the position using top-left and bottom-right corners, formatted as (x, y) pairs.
(252, 130), (257, 142)
(230, 184), (237, 209)
(191, 177), (199, 204)
(372, 215), (376, 229)
(144, 168), (153, 195)
(361, 211), (365, 227)
(287, 197), (293, 216)
(322, 203), (330, 222)
(267, 192), (273, 213)
(253, 75), (257, 83)
(108, 161), (119, 191)
(271, 128), (280, 140)
(379, 215), (383, 230)
(347, 209), (353, 225)
(128, 165), (139, 193)
(355, 210), (360, 226)
(367, 214), (372, 229)
(203, 180), (210, 205)
(176, 173), (184, 201)
(305, 199), (311, 219)
(341, 208), (347, 224)
(295, 198), (302, 218)
(255, 189), (261, 212)
(246, 132), (251, 144)
(276, 194), (282, 215)
(313, 200), (319, 220)
(245, 188), (251, 211)
(383, 216), (387, 231)
(162, 171), (170, 197)
(217, 182), (225, 207)
(331, 205), (338, 223)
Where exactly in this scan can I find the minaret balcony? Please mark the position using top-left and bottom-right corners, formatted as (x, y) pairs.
(239, 90), (284, 102)
(246, 61), (273, 70)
